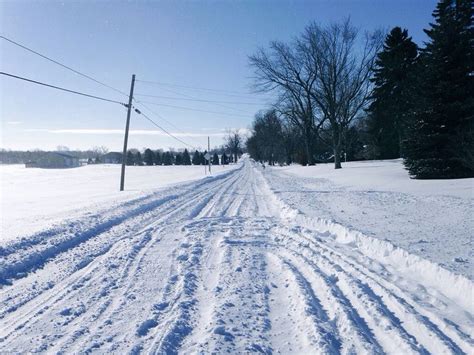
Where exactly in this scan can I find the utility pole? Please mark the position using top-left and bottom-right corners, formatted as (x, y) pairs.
(208, 136), (211, 174)
(120, 74), (136, 191)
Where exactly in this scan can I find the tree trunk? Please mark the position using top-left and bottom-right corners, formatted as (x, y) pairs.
(304, 127), (314, 166)
(333, 125), (342, 169)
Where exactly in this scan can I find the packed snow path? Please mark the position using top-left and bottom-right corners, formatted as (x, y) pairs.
(0, 159), (472, 354)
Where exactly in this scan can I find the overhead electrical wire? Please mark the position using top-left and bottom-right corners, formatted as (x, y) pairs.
(133, 108), (197, 150)
(138, 101), (251, 118)
(133, 100), (204, 147)
(134, 93), (263, 106)
(150, 85), (258, 115)
(0, 71), (127, 106)
(0, 35), (129, 98)
(135, 79), (263, 100)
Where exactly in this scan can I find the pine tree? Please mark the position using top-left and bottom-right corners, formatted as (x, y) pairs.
(175, 152), (183, 165)
(403, 0), (474, 178)
(367, 27), (418, 159)
(154, 151), (162, 165)
(162, 151), (173, 166)
(182, 149), (191, 165)
(144, 148), (155, 166)
(126, 150), (135, 166)
(212, 152), (220, 165)
(135, 151), (143, 166)
(192, 150), (200, 165)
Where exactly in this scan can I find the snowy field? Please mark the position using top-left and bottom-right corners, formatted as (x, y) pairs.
(0, 157), (472, 353)
(264, 159), (474, 279)
(1, 163), (234, 242)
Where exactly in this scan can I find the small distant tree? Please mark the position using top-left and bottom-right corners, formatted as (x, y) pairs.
(221, 152), (229, 165)
(175, 152), (183, 165)
(182, 149), (191, 165)
(192, 150), (201, 165)
(135, 151), (143, 166)
(154, 150), (162, 165)
(144, 148), (155, 166)
(162, 151), (173, 165)
(212, 152), (220, 165)
(126, 150), (135, 166)
(225, 130), (242, 163)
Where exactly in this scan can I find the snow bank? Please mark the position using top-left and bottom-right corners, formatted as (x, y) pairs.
(256, 166), (474, 313)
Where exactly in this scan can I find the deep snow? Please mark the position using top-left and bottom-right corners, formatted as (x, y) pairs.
(264, 159), (473, 279)
(0, 158), (472, 353)
(0, 163), (234, 242)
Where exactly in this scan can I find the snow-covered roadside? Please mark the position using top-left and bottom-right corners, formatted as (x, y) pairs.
(0, 164), (236, 243)
(263, 159), (474, 279)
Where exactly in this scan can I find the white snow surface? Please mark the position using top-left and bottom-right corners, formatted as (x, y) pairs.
(264, 159), (473, 279)
(0, 157), (472, 354)
(1, 164), (234, 242)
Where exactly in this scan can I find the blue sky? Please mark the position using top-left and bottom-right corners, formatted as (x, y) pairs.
(1, 0), (437, 151)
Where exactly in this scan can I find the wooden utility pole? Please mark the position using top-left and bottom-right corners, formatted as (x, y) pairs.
(120, 74), (136, 191)
(208, 136), (211, 174)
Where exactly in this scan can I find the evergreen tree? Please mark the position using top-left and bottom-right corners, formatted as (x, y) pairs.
(126, 150), (135, 166)
(144, 148), (155, 166)
(182, 149), (191, 165)
(162, 151), (173, 165)
(135, 151), (143, 166)
(199, 152), (206, 165)
(403, 0), (474, 178)
(221, 152), (229, 165)
(192, 150), (201, 165)
(367, 27), (418, 159)
(175, 152), (183, 165)
(154, 151), (162, 165)
(212, 152), (220, 165)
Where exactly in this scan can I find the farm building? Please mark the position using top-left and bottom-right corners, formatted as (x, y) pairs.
(25, 152), (80, 169)
(102, 152), (123, 164)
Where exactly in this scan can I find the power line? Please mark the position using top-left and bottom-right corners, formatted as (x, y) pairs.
(134, 108), (197, 150)
(135, 79), (261, 99)
(150, 85), (258, 114)
(134, 93), (263, 106)
(133, 100), (204, 146)
(0, 71), (126, 106)
(0, 35), (129, 98)
(138, 100), (251, 118)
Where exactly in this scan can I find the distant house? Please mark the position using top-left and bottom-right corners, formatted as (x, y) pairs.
(25, 152), (80, 169)
(102, 152), (123, 164)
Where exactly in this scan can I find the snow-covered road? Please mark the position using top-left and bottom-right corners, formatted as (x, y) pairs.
(0, 158), (472, 354)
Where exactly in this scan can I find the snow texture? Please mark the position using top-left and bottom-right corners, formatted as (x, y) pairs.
(0, 157), (472, 354)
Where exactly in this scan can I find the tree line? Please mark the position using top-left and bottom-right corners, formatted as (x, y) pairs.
(246, 0), (473, 179)
(125, 148), (235, 166)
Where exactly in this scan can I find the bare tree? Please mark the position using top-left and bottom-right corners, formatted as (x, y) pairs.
(249, 42), (325, 165)
(225, 130), (242, 163)
(303, 19), (383, 168)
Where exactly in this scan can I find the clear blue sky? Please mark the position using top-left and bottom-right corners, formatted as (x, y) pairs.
(1, 0), (437, 151)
